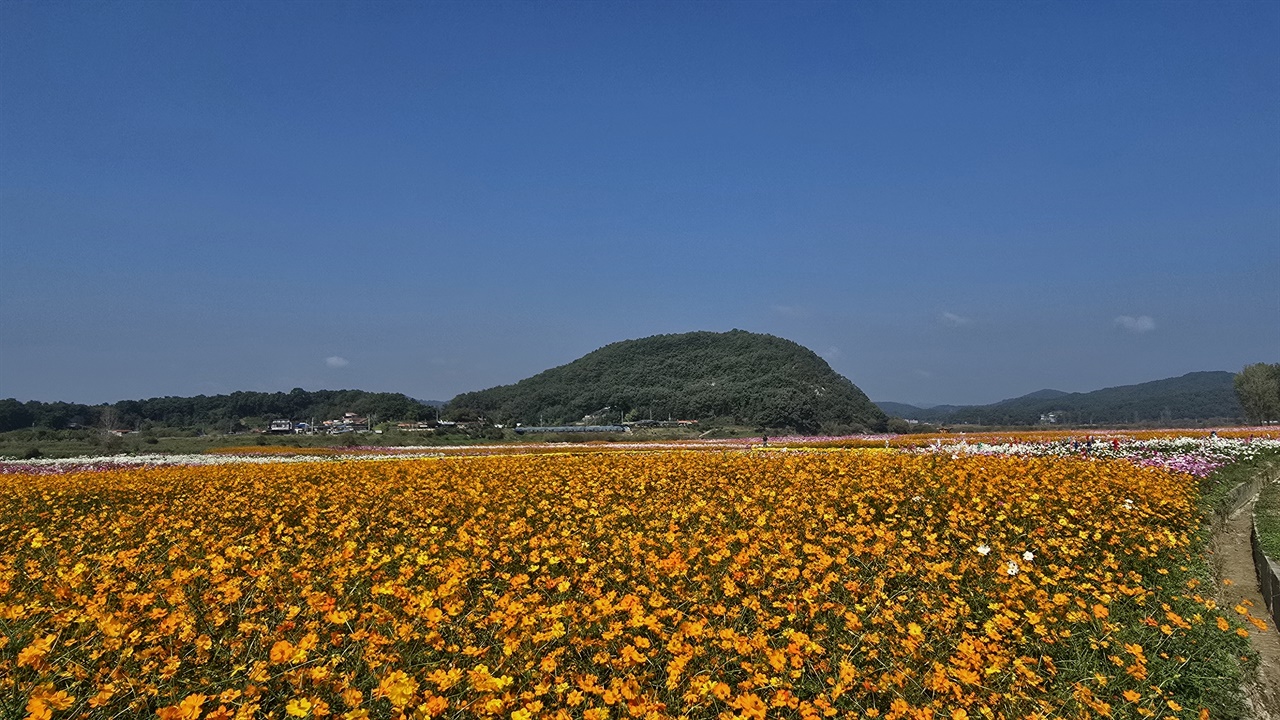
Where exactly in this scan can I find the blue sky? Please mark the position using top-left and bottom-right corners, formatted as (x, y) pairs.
(2, 0), (1277, 407)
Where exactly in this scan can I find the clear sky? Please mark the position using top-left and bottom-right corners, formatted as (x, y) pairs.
(2, 0), (1277, 407)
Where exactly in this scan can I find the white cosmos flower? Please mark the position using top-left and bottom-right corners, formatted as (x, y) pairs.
(977, 544), (991, 556)
(1006, 561), (1020, 576)
(1022, 551), (1035, 562)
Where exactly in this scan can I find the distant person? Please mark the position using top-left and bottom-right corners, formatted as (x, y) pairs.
(762, 435), (768, 448)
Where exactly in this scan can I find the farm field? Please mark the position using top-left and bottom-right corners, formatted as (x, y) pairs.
(2, 436), (1278, 720)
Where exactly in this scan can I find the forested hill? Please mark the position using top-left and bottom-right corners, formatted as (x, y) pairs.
(446, 330), (887, 433)
(0, 389), (436, 433)
(877, 371), (1241, 425)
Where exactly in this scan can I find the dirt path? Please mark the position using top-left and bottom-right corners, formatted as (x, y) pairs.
(1212, 499), (1280, 718)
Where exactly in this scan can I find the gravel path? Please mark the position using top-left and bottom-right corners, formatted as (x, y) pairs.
(1213, 498), (1280, 719)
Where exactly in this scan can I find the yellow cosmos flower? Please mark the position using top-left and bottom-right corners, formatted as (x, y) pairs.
(0, 447), (1256, 720)
(269, 640), (295, 664)
(376, 670), (418, 708)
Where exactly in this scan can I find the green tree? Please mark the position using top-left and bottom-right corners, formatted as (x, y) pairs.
(1234, 363), (1280, 424)
(0, 399), (35, 432)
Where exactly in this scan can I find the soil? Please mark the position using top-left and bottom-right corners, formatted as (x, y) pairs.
(1212, 498), (1280, 719)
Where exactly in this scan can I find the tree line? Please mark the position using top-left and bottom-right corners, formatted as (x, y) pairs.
(0, 389), (435, 434)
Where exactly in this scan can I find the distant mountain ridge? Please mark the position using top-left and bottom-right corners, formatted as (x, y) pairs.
(1019, 389), (1071, 401)
(875, 402), (929, 418)
(446, 330), (887, 433)
(876, 371), (1241, 425)
(0, 364), (1242, 434)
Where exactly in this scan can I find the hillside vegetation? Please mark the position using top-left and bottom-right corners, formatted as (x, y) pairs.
(446, 330), (886, 434)
(879, 371), (1242, 426)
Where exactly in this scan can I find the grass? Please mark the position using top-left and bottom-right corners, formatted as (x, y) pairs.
(0, 428), (479, 459)
(1255, 463), (1280, 560)
(0, 424), (769, 459)
(1199, 449), (1280, 523)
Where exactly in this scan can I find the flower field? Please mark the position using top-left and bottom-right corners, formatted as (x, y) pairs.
(903, 436), (1280, 478)
(0, 448), (1269, 719)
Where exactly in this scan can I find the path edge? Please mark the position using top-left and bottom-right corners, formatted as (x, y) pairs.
(1209, 467), (1280, 720)
(1216, 473), (1268, 525)
(1252, 506), (1280, 630)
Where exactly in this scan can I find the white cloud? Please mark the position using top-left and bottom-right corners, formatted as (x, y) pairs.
(939, 311), (972, 327)
(820, 346), (842, 360)
(914, 369), (934, 379)
(1114, 315), (1156, 333)
(771, 304), (808, 318)
(325, 356), (350, 368)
